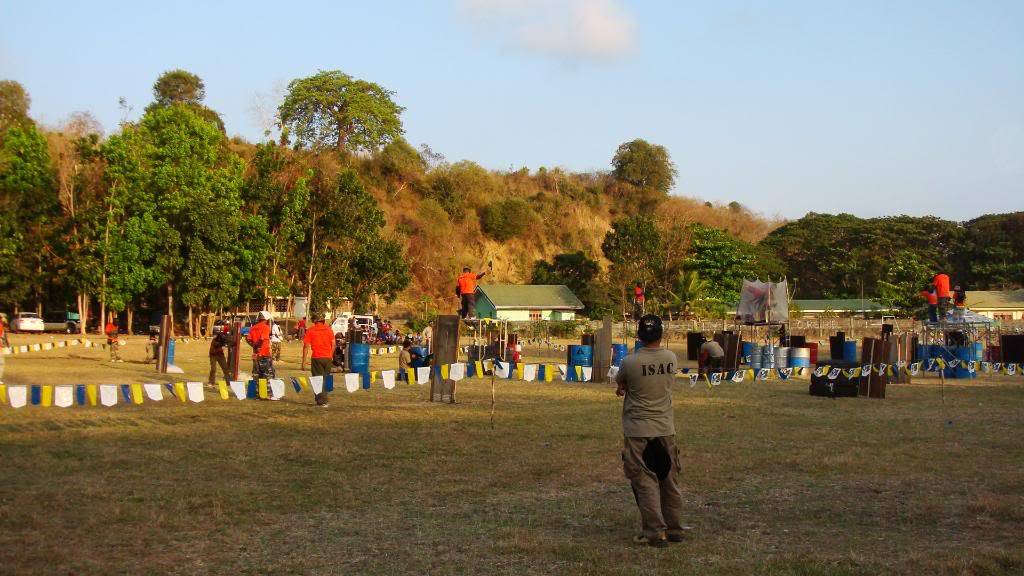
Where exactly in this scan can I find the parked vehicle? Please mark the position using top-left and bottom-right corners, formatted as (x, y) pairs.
(331, 313), (375, 336)
(11, 312), (45, 333)
(43, 311), (81, 333)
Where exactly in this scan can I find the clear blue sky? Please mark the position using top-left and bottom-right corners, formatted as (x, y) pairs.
(2, 0), (1021, 220)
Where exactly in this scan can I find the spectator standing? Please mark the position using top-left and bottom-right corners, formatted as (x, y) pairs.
(295, 317), (307, 339)
(302, 313), (334, 407)
(246, 311), (275, 381)
(422, 324), (433, 353)
(615, 315), (685, 548)
(208, 326), (232, 385)
(105, 317), (122, 363)
(270, 320), (284, 361)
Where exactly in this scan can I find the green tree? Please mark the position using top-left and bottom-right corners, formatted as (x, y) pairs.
(876, 251), (933, 315)
(348, 237), (411, 312)
(102, 104), (254, 332)
(684, 224), (784, 308)
(530, 251), (610, 317)
(611, 139), (677, 194)
(147, 70), (225, 133)
(152, 69), (206, 106)
(602, 215), (664, 312)
(278, 70), (404, 154)
(242, 143), (311, 305)
(961, 212), (1024, 289)
(376, 137), (425, 196)
(0, 80), (31, 131)
(0, 123), (58, 310)
(480, 197), (534, 241)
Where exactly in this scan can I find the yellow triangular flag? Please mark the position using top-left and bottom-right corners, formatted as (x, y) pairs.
(575, 365), (583, 380)
(0, 384), (6, 405)
(371, 371), (378, 385)
(41, 385), (53, 407)
(257, 379), (268, 399)
(515, 363), (524, 380)
(174, 382), (187, 402)
(545, 364), (554, 382)
(406, 367), (415, 383)
(130, 383), (144, 404)
(936, 358), (947, 369)
(218, 381), (229, 400)
(441, 364), (450, 380)
(86, 384), (98, 406)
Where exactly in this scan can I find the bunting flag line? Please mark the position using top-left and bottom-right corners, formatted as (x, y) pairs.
(5, 357), (1014, 410)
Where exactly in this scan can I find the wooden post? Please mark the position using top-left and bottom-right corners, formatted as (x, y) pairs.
(431, 315), (460, 403)
(591, 317), (613, 383)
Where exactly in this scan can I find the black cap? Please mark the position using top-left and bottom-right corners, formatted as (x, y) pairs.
(637, 314), (663, 343)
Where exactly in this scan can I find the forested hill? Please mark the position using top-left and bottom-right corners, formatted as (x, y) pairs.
(2, 70), (1021, 325)
(0, 70), (783, 324)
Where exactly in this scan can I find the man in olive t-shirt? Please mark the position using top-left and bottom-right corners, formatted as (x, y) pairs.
(615, 314), (685, 548)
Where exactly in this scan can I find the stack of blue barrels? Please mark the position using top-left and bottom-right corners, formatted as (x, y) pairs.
(842, 340), (858, 363)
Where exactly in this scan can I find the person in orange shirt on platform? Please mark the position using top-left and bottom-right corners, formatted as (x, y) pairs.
(920, 284), (939, 323)
(456, 266), (487, 319)
(933, 273), (951, 320)
(301, 312), (334, 407)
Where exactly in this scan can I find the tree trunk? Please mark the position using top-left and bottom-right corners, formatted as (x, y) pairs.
(98, 278), (106, 336)
(187, 306), (194, 338)
(166, 282), (174, 337)
(126, 304), (134, 336)
(77, 292), (89, 335)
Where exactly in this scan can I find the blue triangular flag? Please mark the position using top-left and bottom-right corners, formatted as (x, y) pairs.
(120, 384), (132, 403)
(75, 384), (86, 405)
(30, 385), (41, 405)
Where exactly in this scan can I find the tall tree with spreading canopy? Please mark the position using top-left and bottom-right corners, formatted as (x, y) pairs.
(147, 69), (225, 133)
(278, 70), (404, 154)
(611, 139), (677, 194)
(0, 80), (31, 132)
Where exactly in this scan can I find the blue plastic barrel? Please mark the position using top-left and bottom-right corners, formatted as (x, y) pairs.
(740, 341), (754, 364)
(568, 345), (593, 382)
(842, 341), (858, 362)
(348, 343), (371, 388)
(611, 343), (629, 367)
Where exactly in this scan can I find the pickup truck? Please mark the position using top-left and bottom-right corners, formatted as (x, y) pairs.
(43, 311), (81, 333)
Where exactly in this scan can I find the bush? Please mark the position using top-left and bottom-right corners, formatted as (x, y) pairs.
(480, 198), (534, 241)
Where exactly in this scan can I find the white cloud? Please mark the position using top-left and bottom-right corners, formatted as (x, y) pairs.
(458, 0), (637, 62)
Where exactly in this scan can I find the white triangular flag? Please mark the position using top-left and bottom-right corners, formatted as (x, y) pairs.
(100, 384), (118, 407)
(229, 380), (247, 400)
(495, 361), (510, 379)
(580, 366), (593, 382)
(382, 370), (396, 389)
(345, 372), (360, 393)
(186, 381), (205, 403)
(54, 385), (74, 408)
(143, 383), (164, 401)
(557, 364), (568, 380)
(522, 364), (537, 382)
(416, 366), (431, 385)
(449, 363), (466, 382)
(309, 375), (324, 395)
(8, 385), (27, 408)
(268, 378), (285, 400)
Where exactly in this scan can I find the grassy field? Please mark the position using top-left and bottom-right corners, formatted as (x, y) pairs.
(1, 335), (1022, 575)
